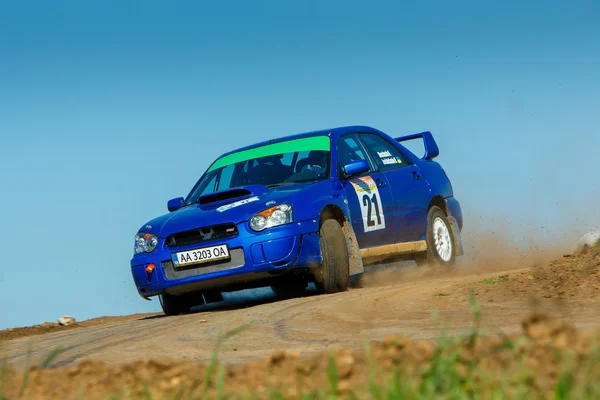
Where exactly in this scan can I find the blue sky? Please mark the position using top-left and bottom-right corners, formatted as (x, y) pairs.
(1, 0), (599, 329)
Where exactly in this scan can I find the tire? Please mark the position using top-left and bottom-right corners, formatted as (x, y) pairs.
(415, 206), (456, 268)
(159, 293), (191, 316)
(271, 279), (307, 299)
(317, 219), (350, 293)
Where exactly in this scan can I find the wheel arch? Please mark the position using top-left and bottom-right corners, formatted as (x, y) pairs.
(319, 203), (348, 227)
(425, 194), (464, 257)
(427, 195), (449, 216)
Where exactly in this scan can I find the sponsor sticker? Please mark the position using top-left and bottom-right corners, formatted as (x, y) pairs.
(377, 150), (402, 165)
(216, 196), (260, 212)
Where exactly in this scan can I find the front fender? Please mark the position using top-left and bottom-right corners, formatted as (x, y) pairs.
(286, 180), (365, 276)
(315, 194), (365, 276)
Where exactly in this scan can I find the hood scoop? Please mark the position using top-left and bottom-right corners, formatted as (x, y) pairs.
(197, 185), (269, 206)
(199, 189), (251, 205)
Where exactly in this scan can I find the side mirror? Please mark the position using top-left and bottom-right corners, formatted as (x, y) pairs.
(167, 197), (184, 212)
(343, 160), (369, 177)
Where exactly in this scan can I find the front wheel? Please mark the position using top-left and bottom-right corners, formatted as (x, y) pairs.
(316, 219), (350, 293)
(415, 206), (456, 268)
(159, 293), (191, 316)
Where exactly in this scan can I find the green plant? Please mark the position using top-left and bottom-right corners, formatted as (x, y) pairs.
(17, 345), (33, 398)
(326, 353), (339, 398)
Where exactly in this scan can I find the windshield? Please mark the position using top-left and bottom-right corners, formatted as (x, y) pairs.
(184, 136), (331, 205)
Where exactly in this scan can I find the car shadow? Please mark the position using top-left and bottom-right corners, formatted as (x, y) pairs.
(196, 286), (322, 313)
(139, 262), (418, 321)
(139, 285), (322, 320)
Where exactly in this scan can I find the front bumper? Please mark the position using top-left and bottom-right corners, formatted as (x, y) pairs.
(130, 218), (322, 298)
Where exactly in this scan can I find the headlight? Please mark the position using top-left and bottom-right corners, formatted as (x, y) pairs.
(249, 203), (293, 232)
(134, 233), (158, 254)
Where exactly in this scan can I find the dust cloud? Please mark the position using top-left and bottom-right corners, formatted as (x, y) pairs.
(358, 204), (589, 289)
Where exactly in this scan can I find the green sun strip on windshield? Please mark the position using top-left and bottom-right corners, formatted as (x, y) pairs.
(207, 135), (331, 172)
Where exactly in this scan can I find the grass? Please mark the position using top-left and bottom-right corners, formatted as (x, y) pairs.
(2, 298), (600, 399)
(482, 275), (509, 285)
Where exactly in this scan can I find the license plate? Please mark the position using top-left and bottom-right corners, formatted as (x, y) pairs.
(172, 244), (230, 268)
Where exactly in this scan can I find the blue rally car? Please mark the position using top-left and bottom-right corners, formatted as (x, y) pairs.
(131, 126), (464, 315)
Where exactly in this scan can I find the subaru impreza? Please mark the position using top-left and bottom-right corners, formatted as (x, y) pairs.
(130, 126), (463, 315)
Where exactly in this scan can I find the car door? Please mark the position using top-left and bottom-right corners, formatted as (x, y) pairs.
(337, 134), (397, 249)
(357, 132), (431, 243)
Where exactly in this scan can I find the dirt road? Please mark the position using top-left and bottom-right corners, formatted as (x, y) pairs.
(4, 255), (600, 370)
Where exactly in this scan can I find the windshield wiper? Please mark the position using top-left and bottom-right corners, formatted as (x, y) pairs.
(269, 178), (324, 188)
(266, 182), (297, 188)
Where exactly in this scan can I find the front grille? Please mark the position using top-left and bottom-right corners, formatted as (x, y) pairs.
(166, 223), (238, 247)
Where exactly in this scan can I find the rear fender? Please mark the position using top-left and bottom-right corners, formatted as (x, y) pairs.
(444, 197), (464, 256)
(448, 215), (464, 257)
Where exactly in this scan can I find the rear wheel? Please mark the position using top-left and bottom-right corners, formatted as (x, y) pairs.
(415, 206), (456, 268)
(316, 219), (350, 293)
(159, 293), (191, 316)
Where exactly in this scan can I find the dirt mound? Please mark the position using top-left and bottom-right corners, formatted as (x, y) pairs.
(2, 312), (598, 399)
(530, 243), (600, 300)
(442, 240), (600, 304)
(0, 314), (152, 342)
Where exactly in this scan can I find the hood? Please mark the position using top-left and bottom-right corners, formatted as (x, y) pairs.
(139, 182), (323, 237)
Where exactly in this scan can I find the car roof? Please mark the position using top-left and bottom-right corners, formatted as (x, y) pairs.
(218, 125), (384, 158)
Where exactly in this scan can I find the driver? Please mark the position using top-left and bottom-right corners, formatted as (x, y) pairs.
(301, 150), (328, 176)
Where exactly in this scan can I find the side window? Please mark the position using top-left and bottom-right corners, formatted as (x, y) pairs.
(359, 134), (410, 171)
(337, 136), (368, 173)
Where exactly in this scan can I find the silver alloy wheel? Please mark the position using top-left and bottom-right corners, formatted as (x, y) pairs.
(432, 217), (453, 262)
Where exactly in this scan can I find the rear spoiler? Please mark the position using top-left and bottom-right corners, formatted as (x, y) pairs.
(394, 131), (439, 160)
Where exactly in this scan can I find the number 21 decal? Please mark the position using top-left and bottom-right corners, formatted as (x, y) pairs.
(362, 193), (382, 227)
(350, 176), (385, 232)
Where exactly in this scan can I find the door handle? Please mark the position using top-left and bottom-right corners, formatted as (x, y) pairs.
(411, 171), (422, 180)
(375, 178), (387, 187)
